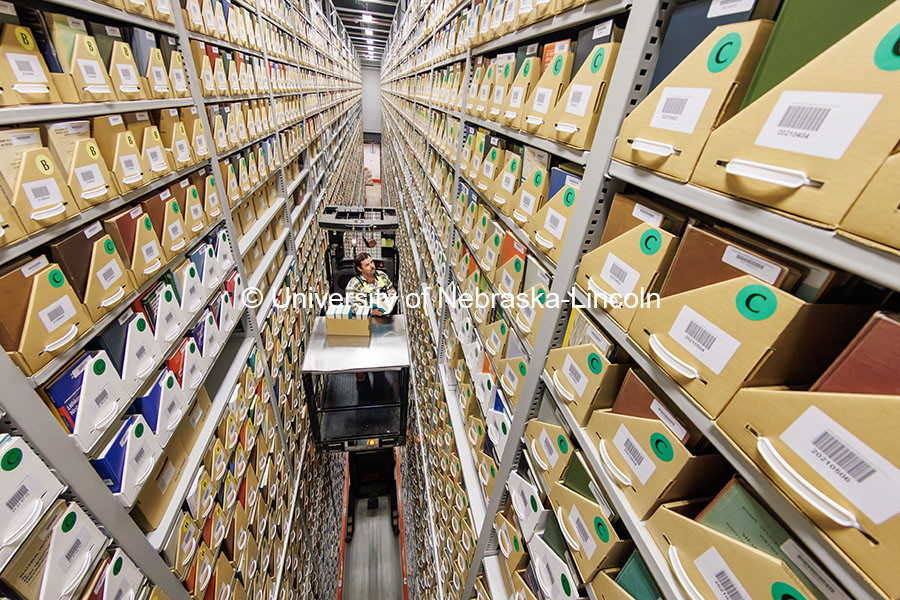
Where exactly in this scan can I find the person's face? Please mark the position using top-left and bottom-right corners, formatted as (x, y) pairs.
(358, 257), (376, 278)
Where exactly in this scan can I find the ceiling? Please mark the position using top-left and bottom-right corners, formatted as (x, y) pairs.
(333, 0), (397, 67)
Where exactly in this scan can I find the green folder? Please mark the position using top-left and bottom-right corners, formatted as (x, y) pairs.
(741, 0), (894, 109)
(615, 551), (663, 600)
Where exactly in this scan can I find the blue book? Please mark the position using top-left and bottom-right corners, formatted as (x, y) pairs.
(548, 167), (581, 199)
(43, 351), (94, 433)
(92, 417), (131, 493)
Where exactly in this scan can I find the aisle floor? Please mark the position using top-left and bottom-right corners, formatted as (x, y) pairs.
(342, 496), (403, 600)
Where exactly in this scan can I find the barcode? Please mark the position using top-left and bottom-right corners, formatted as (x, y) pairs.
(570, 89), (585, 109)
(15, 58), (35, 77)
(99, 264), (118, 285)
(661, 96), (689, 116)
(812, 431), (877, 482)
(574, 517), (591, 543)
(30, 185), (51, 203)
(166, 401), (178, 415)
(82, 62), (98, 77)
(47, 305), (66, 324)
(78, 168), (96, 185)
(136, 345), (147, 361)
(113, 589), (124, 600)
(5, 485), (30, 512)
(165, 312), (174, 324)
(713, 570), (747, 600)
(64, 538), (83, 564)
(566, 363), (583, 384)
(133, 447), (146, 465)
(731, 252), (768, 271)
(93, 388), (109, 408)
(778, 105), (831, 132)
(622, 437), (644, 467)
(685, 320), (717, 351)
(548, 214), (561, 229)
(122, 157), (136, 172)
(608, 262), (629, 285)
(542, 436), (555, 457)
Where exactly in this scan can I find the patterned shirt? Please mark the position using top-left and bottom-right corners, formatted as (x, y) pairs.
(345, 270), (396, 307)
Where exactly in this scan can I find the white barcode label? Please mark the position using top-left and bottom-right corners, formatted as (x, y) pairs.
(116, 63), (139, 85)
(196, 135), (208, 155)
(650, 86), (712, 134)
(754, 91), (881, 160)
(173, 68), (187, 90)
(650, 399), (688, 442)
(189, 1), (202, 24)
(780, 405), (900, 524)
(142, 241), (160, 262)
(694, 547), (751, 600)
(168, 221), (183, 240)
(532, 87), (552, 114)
(475, 228), (486, 245)
(120, 155), (141, 176)
(147, 146), (166, 170)
(632, 203), (663, 226)
(538, 428), (559, 468)
(472, 156), (482, 172)
(175, 139), (190, 161)
(613, 424), (655, 485)
(0, 1), (15, 15)
(157, 461), (175, 494)
(129, 207), (143, 219)
(543, 206), (566, 240)
(493, 86), (504, 104)
(190, 203), (203, 220)
(7, 53), (47, 83)
(600, 252), (640, 296)
(565, 83), (593, 118)
(91, 386), (110, 409)
(38, 296), (76, 333)
(780, 539), (852, 600)
(668, 305), (741, 375)
(518, 0), (532, 13)
(59, 533), (87, 573)
(22, 256), (48, 277)
(203, 70), (214, 89)
(508, 86), (523, 109)
(501, 270), (515, 293)
(9, 131), (39, 146)
(74, 164), (104, 191)
(503, 364), (519, 390)
(151, 66), (168, 87)
(155, 0), (171, 14)
(484, 246), (496, 266)
(593, 20), (613, 39)
(464, 212), (474, 231)
(135, 344), (147, 361)
(519, 190), (536, 215)
(23, 178), (64, 210)
(3, 476), (32, 519)
(97, 259), (123, 290)
(132, 446), (147, 469)
(501, 171), (516, 192)
(77, 59), (106, 85)
(561, 354), (588, 397)
(519, 302), (535, 325)
(483, 161), (494, 178)
(707, 0), (755, 17)
(567, 504), (597, 559)
(721, 246), (782, 284)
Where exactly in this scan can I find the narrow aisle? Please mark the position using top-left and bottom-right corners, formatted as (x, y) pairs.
(342, 496), (403, 600)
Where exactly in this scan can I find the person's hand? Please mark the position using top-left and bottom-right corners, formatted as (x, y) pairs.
(372, 308), (385, 316)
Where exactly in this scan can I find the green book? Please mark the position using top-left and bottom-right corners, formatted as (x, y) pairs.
(87, 21), (124, 69)
(698, 478), (849, 600)
(741, 0), (894, 109)
(615, 551), (662, 600)
(46, 12), (88, 73)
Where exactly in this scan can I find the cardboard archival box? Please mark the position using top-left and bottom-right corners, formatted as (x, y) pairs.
(545, 39), (620, 150)
(488, 57), (516, 120)
(496, 511), (527, 573)
(9, 148), (80, 233)
(0, 24), (62, 106)
(529, 529), (578, 600)
(63, 137), (116, 209)
(646, 501), (817, 600)
(691, 3), (900, 227)
(576, 208), (681, 331)
(475, 61), (496, 118)
(614, 20), (773, 181)
(161, 512), (200, 579)
(511, 166), (550, 232)
(629, 274), (868, 417)
(586, 570), (637, 600)
(524, 418), (572, 484)
(510, 283), (549, 348)
(522, 48), (574, 134)
(502, 56), (540, 128)
(718, 387), (900, 598)
(92, 116), (148, 192)
(531, 182), (577, 264)
(477, 225), (504, 275)
(838, 150), (900, 254)
(481, 319), (510, 361)
(545, 343), (628, 426)
(108, 41), (147, 101)
(489, 150), (522, 217)
(477, 143), (505, 198)
(585, 409), (730, 519)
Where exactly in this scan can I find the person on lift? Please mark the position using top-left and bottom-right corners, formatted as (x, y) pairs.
(345, 252), (397, 316)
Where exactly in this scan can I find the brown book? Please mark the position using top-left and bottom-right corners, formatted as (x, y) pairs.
(660, 225), (799, 297)
(811, 311), (900, 395)
(611, 368), (694, 447)
(599, 193), (686, 245)
(48, 222), (105, 301)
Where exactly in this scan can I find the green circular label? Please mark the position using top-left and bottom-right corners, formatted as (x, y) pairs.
(93, 359), (106, 376)
(561, 574), (571, 597)
(513, 536), (520, 552)
(708, 32), (742, 73)
(192, 188), (199, 199)
(482, 216), (487, 226)
(557, 435), (568, 454)
(165, 290), (172, 302)
(62, 512), (76, 532)
(172, 201), (179, 214)
(650, 432), (674, 462)
(490, 465), (495, 477)
(537, 288), (546, 303)
(479, 142), (483, 153)
(530, 496), (538, 512)
(524, 62), (530, 75)
(771, 581), (808, 600)
(552, 56), (562, 76)
(504, 64), (510, 78)
(590, 47), (605, 74)
(510, 158), (517, 172)
(594, 517), (610, 543)
(104, 239), (115, 255)
(48, 269), (64, 288)
(135, 423), (144, 437)
(487, 380), (492, 390)
(189, 267), (196, 277)
(501, 422), (507, 435)
(736, 284), (778, 321)
(208, 315), (213, 325)
(533, 171), (542, 186)
(208, 248), (213, 257)
(190, 343), (196, 353)
(167, 376), (174, 389)
(514, 258), (522, 272)
(491, 149), (496, 161)
(563, 187), (575, 207)
(210, 177), (215, 187)
(588, 352), (603, 375)
(113, 558), (123, 575)
(136, 318), (146, 332)
(2, 448), (22, 471)
(874, 23), (900, 70)
(478, 425), (483, 435)
(488, 67), (493, 78)
(639, 228), (662, 255)
(494, 234), (500, 245)
(518, 361), (526, 376)
(144, 216), (152, 231)
(500, 323), (506, 335)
